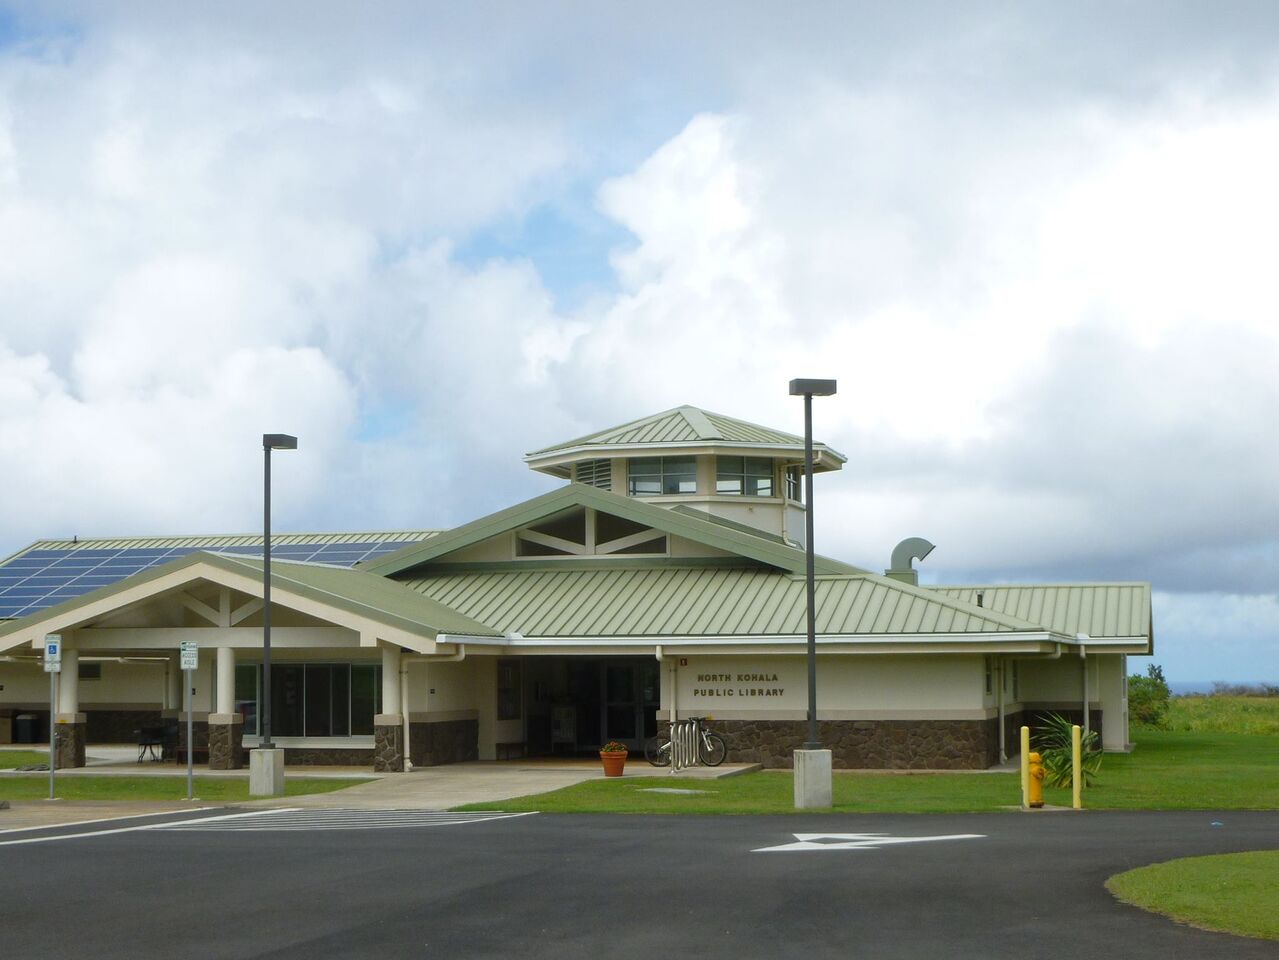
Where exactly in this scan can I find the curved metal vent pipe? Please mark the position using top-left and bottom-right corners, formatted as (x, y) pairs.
(885, 537), (935, 585)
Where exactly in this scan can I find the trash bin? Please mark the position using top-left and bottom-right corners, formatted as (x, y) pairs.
(14, 714), (38, 744)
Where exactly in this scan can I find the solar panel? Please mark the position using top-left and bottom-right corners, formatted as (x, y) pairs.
(0, 538), (427, 620)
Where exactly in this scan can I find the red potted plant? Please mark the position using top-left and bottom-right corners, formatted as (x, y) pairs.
(599, 740), (628, 777)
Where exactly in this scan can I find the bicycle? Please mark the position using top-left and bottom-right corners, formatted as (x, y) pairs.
(644, 715), (727, 767)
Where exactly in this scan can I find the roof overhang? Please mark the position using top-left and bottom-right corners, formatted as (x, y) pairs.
(0, 553), (496, 655)
(432, 631), (1074, 656)
(526, 441), (846, 478)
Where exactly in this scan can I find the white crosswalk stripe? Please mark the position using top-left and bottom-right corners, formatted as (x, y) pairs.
(158, 809), (536, 832)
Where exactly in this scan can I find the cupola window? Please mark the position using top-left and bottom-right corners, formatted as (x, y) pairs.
(627, 457), (697, 496)
(716, 456), (775, 496)
(785, 466), (804, 503)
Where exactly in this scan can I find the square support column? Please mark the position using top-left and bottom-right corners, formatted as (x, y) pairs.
(55, 712), (87, 769)
(374, 714), (405, 772)
(208, 714), (244, 770)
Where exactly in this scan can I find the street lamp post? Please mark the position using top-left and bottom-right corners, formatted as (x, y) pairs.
(260, 433), (297, 749)
(788, 378), (836, 807)
(251, 433), (296, 797)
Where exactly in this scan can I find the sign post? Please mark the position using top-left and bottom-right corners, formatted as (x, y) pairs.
(180, 640), (198, 800)
(44, 634), (62, 800)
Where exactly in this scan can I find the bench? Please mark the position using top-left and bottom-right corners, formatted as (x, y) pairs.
(174, 745), (210, 765)
(135, 726), (166, 763)
(495, 741), (526, 760)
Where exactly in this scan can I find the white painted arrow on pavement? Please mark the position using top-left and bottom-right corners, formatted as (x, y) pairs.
(753, 832), (985, 852)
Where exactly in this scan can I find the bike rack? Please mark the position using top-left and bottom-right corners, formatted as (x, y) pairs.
(670, 718), (702, 773)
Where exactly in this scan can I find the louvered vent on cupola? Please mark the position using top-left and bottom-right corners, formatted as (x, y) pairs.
(574, 458), (612, 490)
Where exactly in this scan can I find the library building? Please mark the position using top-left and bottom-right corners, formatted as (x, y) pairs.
(0, 405), (1152, 772)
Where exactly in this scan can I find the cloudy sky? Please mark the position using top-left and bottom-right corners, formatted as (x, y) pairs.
(3, 2), (1278, 682)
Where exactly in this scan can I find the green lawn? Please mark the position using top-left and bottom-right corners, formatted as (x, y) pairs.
(0, 750), (49, 770)
(0, 774), (372, 803)
(457, 730), (1279, 814)
(1163, 695), (1279, 734)
(1107, 851), (1279, 941)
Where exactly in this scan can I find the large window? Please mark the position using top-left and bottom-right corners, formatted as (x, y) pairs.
(627, 457), (697, 496)
(716, 456), (775, 496)
(235, 663), (381, 737)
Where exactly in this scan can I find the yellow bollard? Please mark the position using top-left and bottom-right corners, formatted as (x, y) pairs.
(1028, 751), (1045, 808)
(1072, 724), (1083, 810)
(1020, 725), (1030, 808)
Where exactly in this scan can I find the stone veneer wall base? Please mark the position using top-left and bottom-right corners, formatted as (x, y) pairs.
(54, 719), (87, 769)
(374, 721), (405, 772)
(699, 718), (1001, 770)
(409, 719), (479, 766)
(208, 715), (244, 770)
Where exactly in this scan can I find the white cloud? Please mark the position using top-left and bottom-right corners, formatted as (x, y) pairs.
(3, 4), (1279, 679)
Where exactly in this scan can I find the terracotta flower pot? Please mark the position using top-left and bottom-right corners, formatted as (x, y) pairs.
(600, 750), (628, 777)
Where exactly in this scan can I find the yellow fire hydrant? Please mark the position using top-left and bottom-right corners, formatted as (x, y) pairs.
(1028, 751), (1045, 809)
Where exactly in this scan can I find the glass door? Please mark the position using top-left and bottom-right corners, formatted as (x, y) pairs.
(602, 659), (662, 749)
(603, 663), (639, 748)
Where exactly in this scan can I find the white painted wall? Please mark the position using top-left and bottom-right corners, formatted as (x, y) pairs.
(671, 654), (987, 719)
(1019, 654), (1098, 704)
(1097, 654), (1130, 751)
(406, 657), (478, 714)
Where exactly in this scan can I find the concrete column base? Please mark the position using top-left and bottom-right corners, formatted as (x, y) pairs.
(208, 715), (244, 770)
(54, 714), (87, 769)
(793, 748), (833, 809)
(374, 715), (404, 772)
(249, 748), (285, 797)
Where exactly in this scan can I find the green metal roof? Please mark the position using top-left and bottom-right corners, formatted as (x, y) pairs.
(364, 484), (866, 578)
(933, 584), (1152, 640)
(400, 566), (1045, 639)
(213, 555), (500, 638)
(524, 404), (847, 463)
(0, 551), (498, 651)
(14, 531), (439, 554)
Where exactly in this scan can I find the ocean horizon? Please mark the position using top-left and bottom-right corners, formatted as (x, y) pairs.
(1167, 680), (1277, 695)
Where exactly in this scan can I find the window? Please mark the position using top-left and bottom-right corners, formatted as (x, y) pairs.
(235, 663), (381, 738)
(785, 467), (803, 502)
(1012, 662), (1020, 700)
(574, 459), (611, 490)
(716, 456), (775, 496)
(235, 664), (259, 735)
(627, 457), (697, 496)
(78, 662), (102, 681)
(497, 659), (522, 721)
(985, 658), (992, 695)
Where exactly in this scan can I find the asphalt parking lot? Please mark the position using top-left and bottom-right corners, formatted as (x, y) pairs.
(3, 809), (1277, 959)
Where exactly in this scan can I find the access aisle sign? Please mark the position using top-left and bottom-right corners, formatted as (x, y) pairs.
(44, 634), (62, 673)
(180, 640), (198, 671)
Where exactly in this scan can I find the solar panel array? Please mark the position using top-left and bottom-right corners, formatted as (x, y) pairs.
(0, 539), (424, 620)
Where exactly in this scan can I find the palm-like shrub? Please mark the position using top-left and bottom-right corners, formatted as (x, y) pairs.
(1032, 712), (1101, 788)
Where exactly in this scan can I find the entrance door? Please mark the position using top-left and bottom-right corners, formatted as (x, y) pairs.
(602, 660), (660, 750)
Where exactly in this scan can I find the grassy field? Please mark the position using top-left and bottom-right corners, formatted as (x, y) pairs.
(1107, 851), (1279, 941)
(458, 729), (1279, 815)
(0, 750), (49, 769)
(0, 773), (371, 802)
(1161, 694), (1279, 734)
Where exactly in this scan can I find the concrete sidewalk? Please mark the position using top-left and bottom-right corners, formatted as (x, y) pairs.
(244, 760), (762, 811)
(3, 745), (760, 819)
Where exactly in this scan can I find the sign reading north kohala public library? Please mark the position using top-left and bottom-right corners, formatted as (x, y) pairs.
(692, 672), (787, 698)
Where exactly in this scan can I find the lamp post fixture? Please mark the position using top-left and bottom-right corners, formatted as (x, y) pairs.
(789, 379), (836, 791)
(261, 433), (297, 750)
